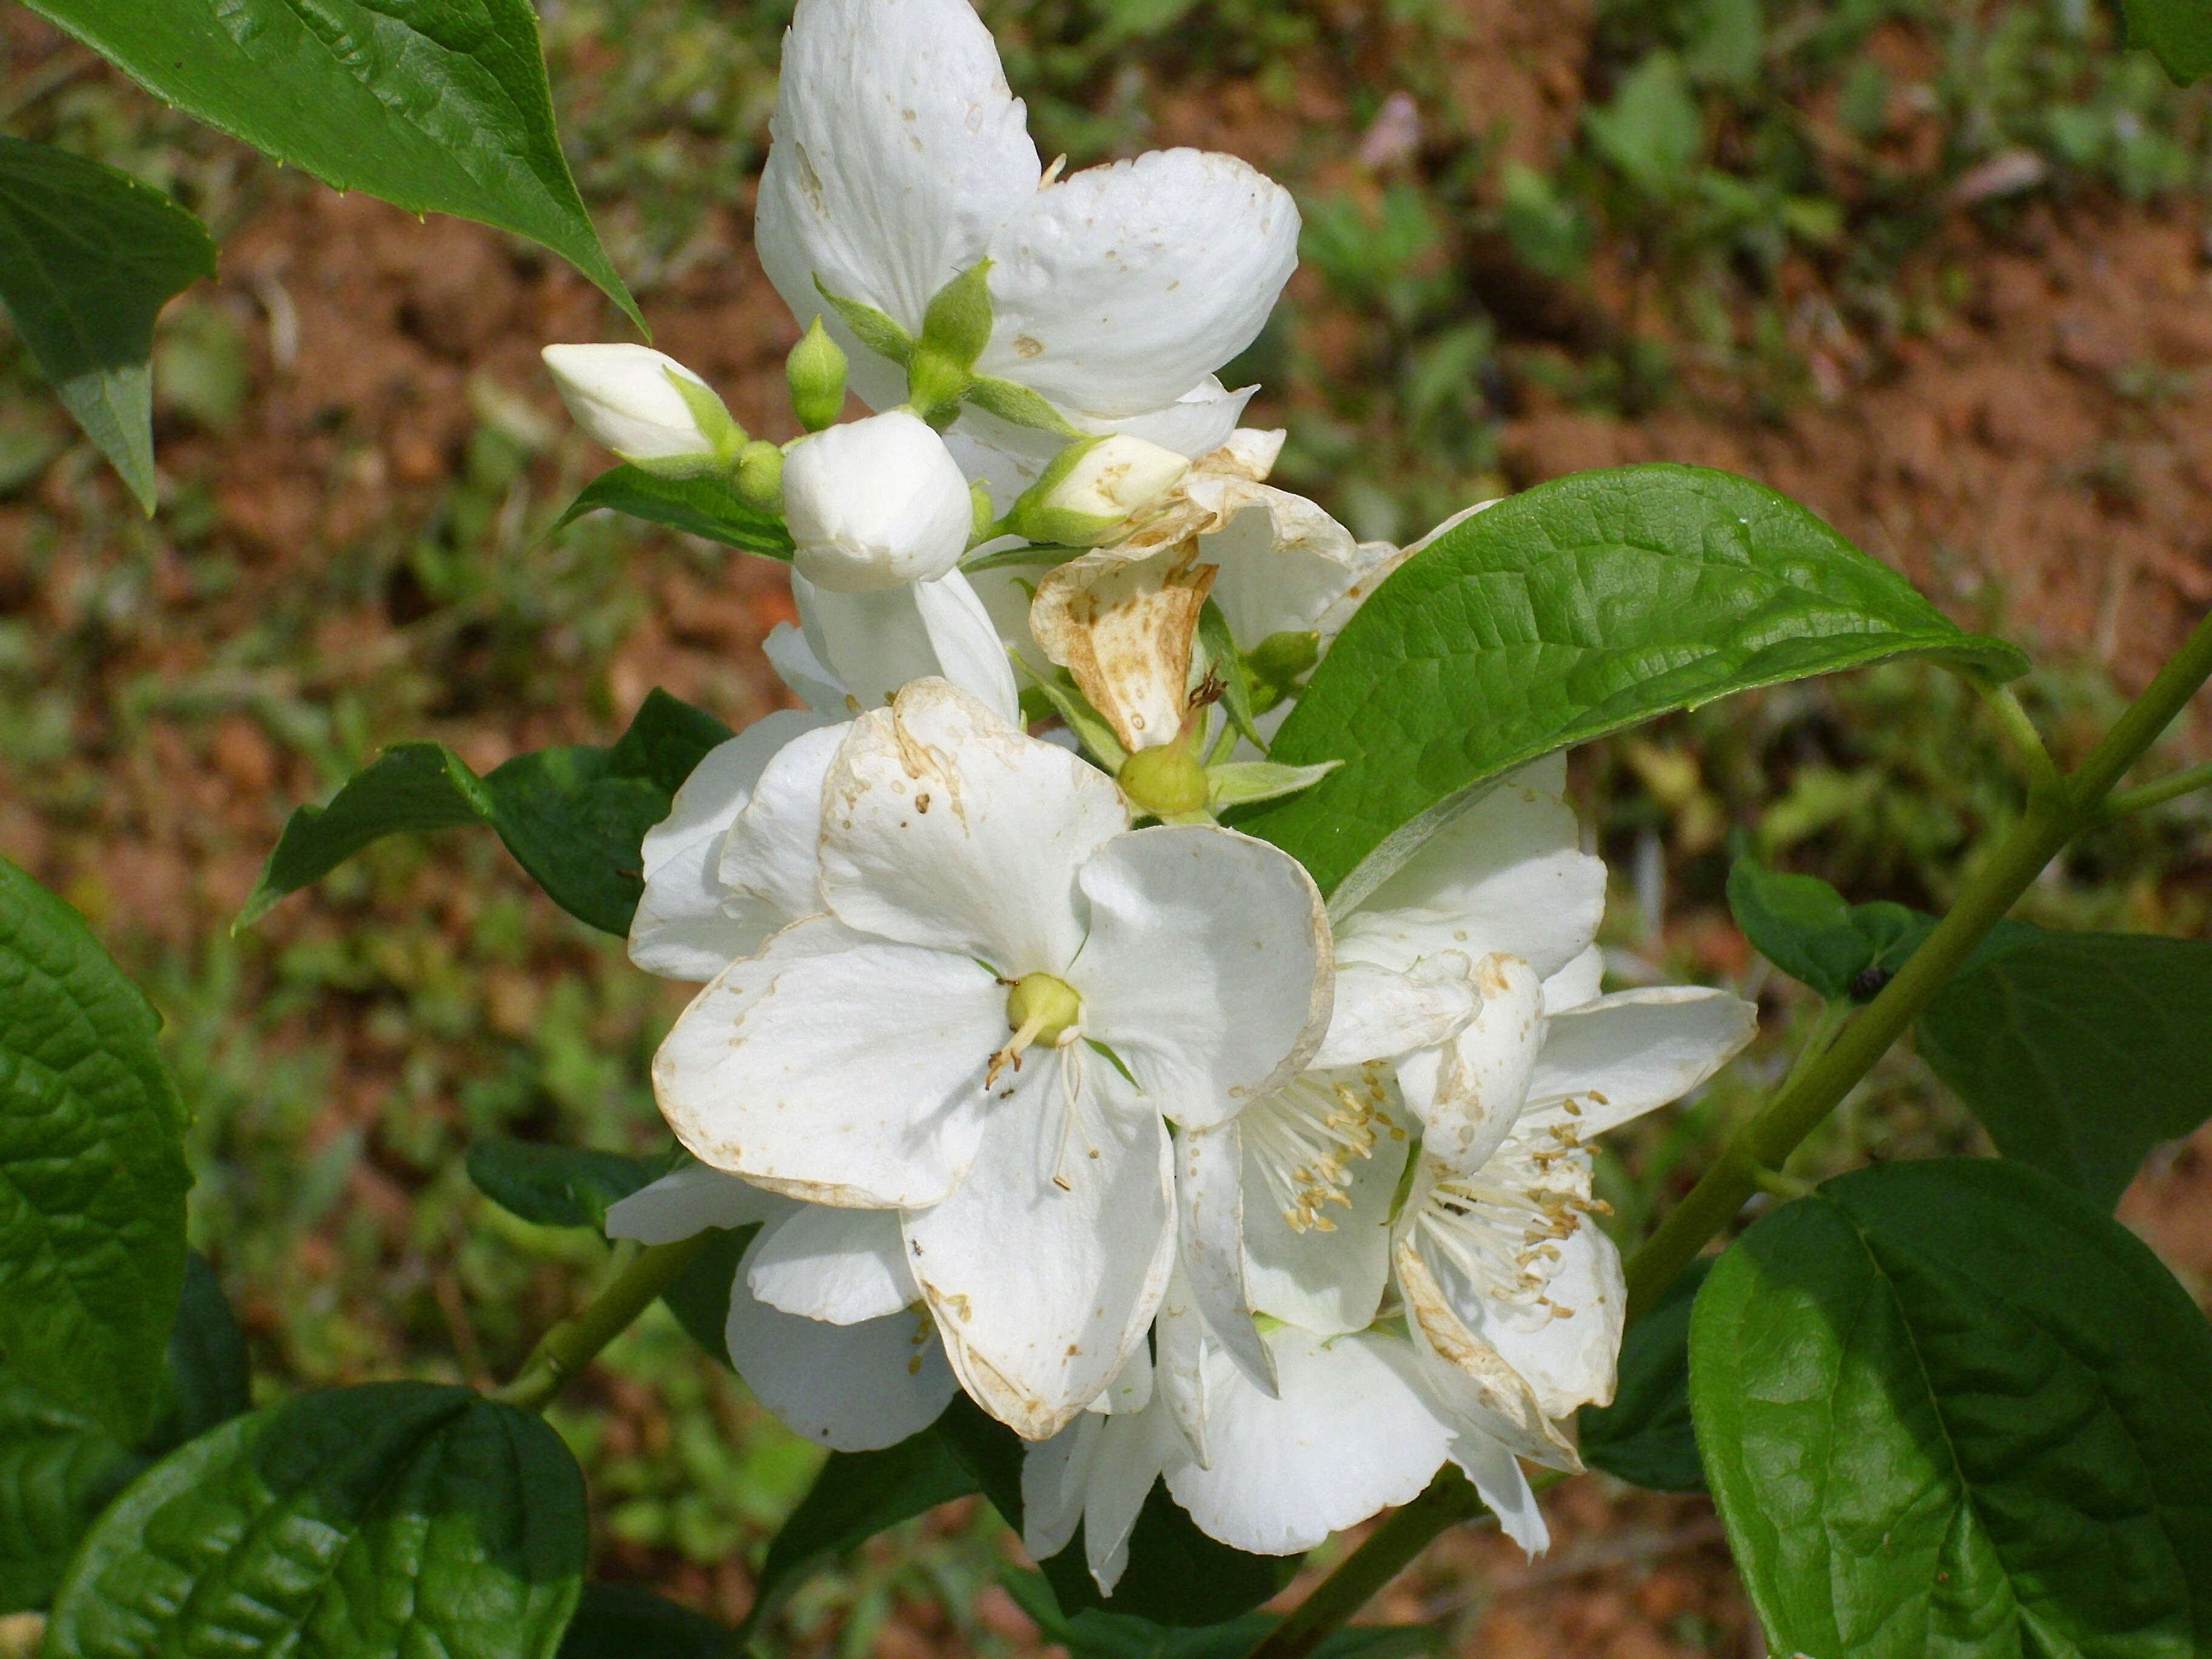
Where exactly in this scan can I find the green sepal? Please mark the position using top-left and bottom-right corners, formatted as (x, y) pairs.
(813, 277), (913, 366)
(1205, 759), (1339, 810)
(1021, 667), (1129, 770)
(967, 374), (1081, 437)
(918, 261), (994, 369)
(1197, 602), (1267, 751)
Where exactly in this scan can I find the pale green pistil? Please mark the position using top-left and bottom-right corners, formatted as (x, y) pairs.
(991, 971), (1083, 1086)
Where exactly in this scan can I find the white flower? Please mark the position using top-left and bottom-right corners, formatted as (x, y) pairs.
(541, 344), (740, 474)
(755, 0), (1299, 488)
(1004, 435), (1193, 547)
(782, 410), (974, 591)
(649, 679), (1332, 1437)
(988, 431), (1398, 752)
(606, 1165), (957, 1452)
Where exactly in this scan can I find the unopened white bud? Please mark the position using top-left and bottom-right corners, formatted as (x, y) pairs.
(1007, 435), (1191, 546)
(782, 410), (973, 592)
(541, 344), (742, 475)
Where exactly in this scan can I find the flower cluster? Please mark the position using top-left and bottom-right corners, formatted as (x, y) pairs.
(545, 0), (1754, 1583)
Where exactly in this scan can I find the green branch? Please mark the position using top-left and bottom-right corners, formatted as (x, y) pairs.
(1243, 605), (2212, 1658)
(488, 1234), (714, 1412)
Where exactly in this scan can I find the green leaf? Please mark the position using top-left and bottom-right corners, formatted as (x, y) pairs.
(1918, 928), (2212, 1210)
(1577, 1259), (1706, 1493)
(24, 0), (638, 330)
(933, 1398), (1295, 1627)
(548, 466), (796, 560)
(2123, 0), (2212, 84)
(560, 1584), (736, 1658)
(144, 1253), (252, 1453)
(46, 1381), (588, 1659)
(739, 1425), (978, 1638)
(1002, 1571), (1435, 1659)
(467, 1139), (660, 1230)
(1242, 467), (2028, 902)
(0, 859), (190, 1442)
(1584, 52), (1704, 196)
(0, 1254), (249, 1614)
(1691, 1159), (2212, 1658)
(244, 688), (731, 936)
(1724, 857), (1926, 1001)
(0, 137), (216, 514)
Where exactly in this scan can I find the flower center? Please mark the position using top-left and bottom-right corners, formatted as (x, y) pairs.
(1410, 1115), (1612, 1331)
(1245, 1068), (1399, 1232)
(989, 971), (1083, 1087)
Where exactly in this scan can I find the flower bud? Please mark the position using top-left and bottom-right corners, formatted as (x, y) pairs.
(1006, 435), (1191, 547)
(734, 440), (785, 511)
(786, 316), (849, 433)
(781, 410), (973, 592)
(541, 344), (743, 476)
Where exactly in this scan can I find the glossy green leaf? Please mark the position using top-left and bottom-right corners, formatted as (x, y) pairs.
(243, 688), (730, 936)
(739, 1425), (977, 1638)
(22, 0), (638, 330)
(1691, 1159), (2212, 1658)
(1725, 858), (1927, 1001)
(143, 1254), (252, 1455)
(0, 859), (190, 1441)
(549, 466), (796, 560)
(559, 1584), (735, 1658)
(1241, 466), (2028, 902)
(0, 1375), (142, 1615)
(0, 1255), (250, 1614)
(0, 138), (216, 513)
(1002, 1570), (1435, 1659)
(2123, 0), (2212, 83)
(46, 1381), (588, 1659)
(933, 1398), (1296, 1627)
(467, 1139), (660, 1230)
(1919, 928), (2212, 1210)
(1578, 1260), (1706, 1492)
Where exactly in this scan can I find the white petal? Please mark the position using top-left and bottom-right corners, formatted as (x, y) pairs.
(653, 915), (1000, 1208)
(791, 569), (1021, 725)
(819, 680), (1126, 972)
(1455, 1220), (1626, 1419)
(631, 712), (833, 981)
(1090, 1345), (1153, 1415)
(1445, 1427), (1549, 1557)
(1196, 483), (1386, 648)
(1541, 944), (1605, 1014)
(902, 1081), (1175, 1439)
(756, 0), (1039, 340)
(1335, 757), (1601, 981)
(1084, 1407), (1179, 1594)
(1076, 825), (1331, 1130)
(1395, 1235), (1580, 1469)
(746, 1202), (916, 1324)
(1163, 1327), (1452, 1556)
(1021, 1413), (1102, 1563)
(1412, 954), (1546, 1175)
(717, 722), (848, 929)
(1311, 957), (1479, 1070)
(1173, 1121), (1273, 1393)
(1155, 1265), (1212, 1467)
(784, 412), (973, 592)
(1241, 1073), (1408, 1337)
(604, 1165), (788, 1244)
(763, 621), (852, 715)
(1526, 987), (1757, 1136)
(726, 1258), (957, 1451)
(981, 149), (1298, 419)
(1081, 378), (1258, 458)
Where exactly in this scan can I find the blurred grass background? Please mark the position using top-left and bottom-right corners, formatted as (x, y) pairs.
(3, 0), (2212, 1654)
